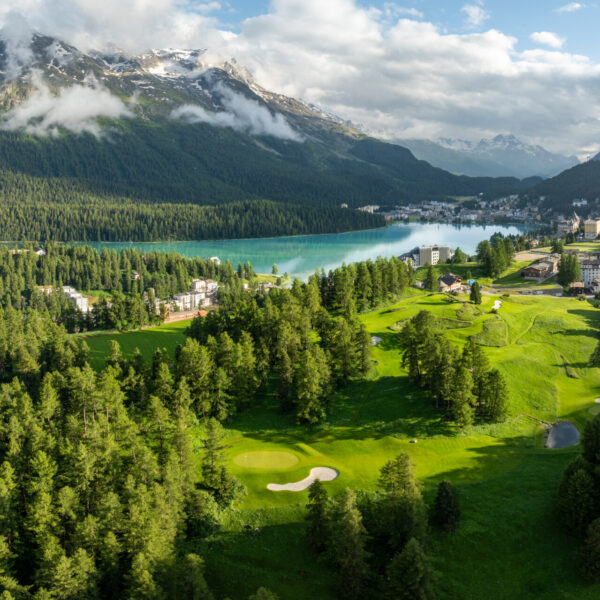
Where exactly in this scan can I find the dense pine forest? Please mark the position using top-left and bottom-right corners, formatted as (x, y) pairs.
(0, 171), (383, 242)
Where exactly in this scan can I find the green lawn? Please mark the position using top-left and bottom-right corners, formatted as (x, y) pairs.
(197, 292), (600, 600)
(82, 319), (191, 369)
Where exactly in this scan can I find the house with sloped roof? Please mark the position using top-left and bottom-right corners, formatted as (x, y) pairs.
(438, 273), (463, 293)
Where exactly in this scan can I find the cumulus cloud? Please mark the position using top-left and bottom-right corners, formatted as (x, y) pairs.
(555, 2), (585, 12)
(461, 3), (491, 28)
(1, 73), (133, 136)
(171, 83), (302, 141)
(531, 31), (565, 49)
(0, 0), (224, 55)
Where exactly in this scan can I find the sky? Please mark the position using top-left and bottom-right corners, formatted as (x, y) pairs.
(1, 0), (600, 157)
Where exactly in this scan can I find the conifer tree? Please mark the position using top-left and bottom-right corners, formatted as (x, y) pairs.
(306, 479), (330, 554)
(469, 281), (482, 305)
(581, 518), (600, 581)
(330, 489), (370, 600)
(385, 538), (435, 600)
(424, 265), (436, 292)
(432, 481), (460, 533)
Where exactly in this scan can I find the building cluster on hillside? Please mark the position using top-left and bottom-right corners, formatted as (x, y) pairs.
(171, 279), (219, 312)
(522, 254), (561, 281)
(38, 285), (90, 312)
(381, 195), (539, 224)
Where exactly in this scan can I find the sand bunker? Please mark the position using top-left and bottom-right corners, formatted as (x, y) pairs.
(371, 336), (383, 346)
(234, 451), (299, 470)
(267, 467), (339, 492)
(493, 300), (502, 311)
(546, 422), (580, 449)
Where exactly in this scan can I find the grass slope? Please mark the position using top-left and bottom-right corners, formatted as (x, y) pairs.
(209, 292), (600, 599)
(82, 319), (190, 369)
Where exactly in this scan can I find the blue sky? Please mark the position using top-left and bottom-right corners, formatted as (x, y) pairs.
(207, 1), (600, 57)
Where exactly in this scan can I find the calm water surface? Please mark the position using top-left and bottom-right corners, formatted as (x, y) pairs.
(83, 222), (531, 279)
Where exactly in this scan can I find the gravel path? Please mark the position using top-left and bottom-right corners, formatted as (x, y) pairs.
(267, 467), (339, 492)
(546, 422), (580, 449)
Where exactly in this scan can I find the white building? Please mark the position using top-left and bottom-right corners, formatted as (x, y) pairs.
(62, 286), (89, 313)
(416, 245), (454, 267)
(580, 261), (600, 286)
(208, 257), (221, 265)
(172, 279), (219, 312)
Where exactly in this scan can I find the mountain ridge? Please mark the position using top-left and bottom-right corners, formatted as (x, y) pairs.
(399, 134), (578, 179)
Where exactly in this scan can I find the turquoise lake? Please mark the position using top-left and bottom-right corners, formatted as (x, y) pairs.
(84, 222), (531, 279)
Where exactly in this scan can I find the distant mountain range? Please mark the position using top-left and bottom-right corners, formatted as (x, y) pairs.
(0, 34), (539, 229)
(398, 135), (579, 179)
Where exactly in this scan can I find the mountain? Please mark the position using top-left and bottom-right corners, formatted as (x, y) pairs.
(399, 134), (578, 179)
(0, 33), (537, 241)
(528, 159), (600, 211)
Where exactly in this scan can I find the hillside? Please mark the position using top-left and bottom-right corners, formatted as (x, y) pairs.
(529, 160), (600, 210)
(0, 33), (540, 240)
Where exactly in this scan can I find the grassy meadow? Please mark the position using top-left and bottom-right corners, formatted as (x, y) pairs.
(81, 292), (600, 599)
(82, 319), (190, 369)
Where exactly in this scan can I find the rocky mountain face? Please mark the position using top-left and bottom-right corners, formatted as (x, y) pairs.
(0, 34), (359, 144)
(399, 134), (578, 179)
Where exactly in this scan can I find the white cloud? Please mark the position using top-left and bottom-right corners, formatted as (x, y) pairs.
(531, 31), (565, 49)
(555, 2), (585, 12)
(1, 73), (133, 136)
(196, 2), (222, 14)
(1, 11), (34, 79)
(171, 83), (302, 141)
(383, 4), (424, 19)
(0, 0), (599, 154)
(461, 3), (491, 28)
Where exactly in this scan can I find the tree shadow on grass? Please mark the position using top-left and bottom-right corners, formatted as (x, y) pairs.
(200, 519), (337, 600)
(567, 308), (600, 329)
(233, 375), (455, 446)
(375, 331), (402, 351)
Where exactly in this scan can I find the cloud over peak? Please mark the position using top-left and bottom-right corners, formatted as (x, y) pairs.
(1, 73), (133, 136)
(171, 83), (302, 141)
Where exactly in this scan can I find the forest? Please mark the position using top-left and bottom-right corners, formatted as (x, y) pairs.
(0, 244), (431, 598)
(0, 171), (383, 241)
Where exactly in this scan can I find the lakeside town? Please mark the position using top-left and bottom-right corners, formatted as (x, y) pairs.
(357, 194), (598, 228)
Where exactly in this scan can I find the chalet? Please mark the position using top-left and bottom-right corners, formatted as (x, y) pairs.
(208, 257), (221, 265)
(438, 274), (463, 293)
(522, 254), (560, 281)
